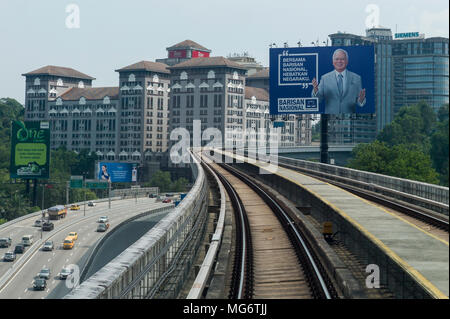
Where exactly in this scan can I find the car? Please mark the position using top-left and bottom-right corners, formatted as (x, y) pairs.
(38, 267), (51, 279)
(88, 201), (96, 207)
(34, 219), (43, 227)
(63, 238), (74, 250)
(97, 223), (110, 232)
(14, 244), (25, 254)
(58, 267), (74, 280)
(162, 198), (171, 203)
(42, 222), (54, 231)
(70, 204), (80, 210)
(149, 193), (157, 198)
(42, 241), (54, 251)
(0, 237), (12, 248)
(3, 251), (15, 262)
(33, 278), (47, 290)
(67, 232), (78, 241)
(97, 216), (109, 223)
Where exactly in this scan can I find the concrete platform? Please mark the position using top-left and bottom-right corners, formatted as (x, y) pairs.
(221, 151), (449, 298)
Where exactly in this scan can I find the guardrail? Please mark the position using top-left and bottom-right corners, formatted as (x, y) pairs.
(64, 150), (208, 299)
(243, 150), (449, 215)
(186, 158), (226, 299)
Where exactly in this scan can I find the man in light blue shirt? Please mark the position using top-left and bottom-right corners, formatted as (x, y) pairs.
(312, 49), (366, 114)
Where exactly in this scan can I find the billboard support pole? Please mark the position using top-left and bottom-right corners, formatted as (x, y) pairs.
(320, 114), (329, 164)
(32, 179), (37, 207)
(108, 182), (111, 209)
(66, 181), (69, 205)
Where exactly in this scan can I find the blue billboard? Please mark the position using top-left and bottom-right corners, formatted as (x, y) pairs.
(98, 162), (138, 183)
(269, 46), (375, 115)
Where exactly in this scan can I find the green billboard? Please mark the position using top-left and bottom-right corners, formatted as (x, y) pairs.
(10, 121), (50, 179)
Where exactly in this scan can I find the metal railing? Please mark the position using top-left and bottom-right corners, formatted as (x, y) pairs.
(64, 151), (208, 299)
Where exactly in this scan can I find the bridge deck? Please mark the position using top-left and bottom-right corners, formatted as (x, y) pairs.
(219, 151), (449, 298)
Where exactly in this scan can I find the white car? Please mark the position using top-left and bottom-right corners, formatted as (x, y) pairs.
(98, 216), (109, 223)
(58, 267), (74, 280)
(88, 201), (96, 207)
(34, 219), (43, 227)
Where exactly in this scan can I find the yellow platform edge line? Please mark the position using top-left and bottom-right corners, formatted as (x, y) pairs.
(219, 150), (449, 299)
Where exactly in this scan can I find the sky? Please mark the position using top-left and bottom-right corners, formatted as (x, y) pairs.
(0, 0), (448, 104)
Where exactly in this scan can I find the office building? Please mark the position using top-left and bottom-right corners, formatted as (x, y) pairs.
(327, 27), (449, 144)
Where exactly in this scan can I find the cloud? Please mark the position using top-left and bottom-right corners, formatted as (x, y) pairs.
(419, 8), (449, 37)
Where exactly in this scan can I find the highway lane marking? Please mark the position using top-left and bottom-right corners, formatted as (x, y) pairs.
(1, 201), (165, 292)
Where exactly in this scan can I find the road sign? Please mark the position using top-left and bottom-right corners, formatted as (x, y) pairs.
(85, 180), (108, 189)
(70, 176), (83, 189)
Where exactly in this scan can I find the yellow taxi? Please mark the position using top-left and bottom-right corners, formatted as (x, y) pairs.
(63, 238), (74, 250)
(67, 232), (78, 241)
(70, 204), (80, 211)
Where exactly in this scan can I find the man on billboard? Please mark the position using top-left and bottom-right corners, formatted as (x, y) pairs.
(311, 48), (366, 114)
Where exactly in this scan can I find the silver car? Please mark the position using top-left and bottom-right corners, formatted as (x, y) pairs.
(3, 251), (15, 262)
(38, 267), (51, 280)
(42, 241), (54, 251)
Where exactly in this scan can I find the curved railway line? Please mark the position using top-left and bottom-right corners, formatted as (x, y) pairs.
(202, 156), (338, 299)
(275, 161), (449, 233)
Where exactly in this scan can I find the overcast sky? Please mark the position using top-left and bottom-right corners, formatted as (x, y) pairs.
(0, 0), (448, 104)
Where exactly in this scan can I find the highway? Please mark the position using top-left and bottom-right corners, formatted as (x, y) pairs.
(0, 197), (172, 299)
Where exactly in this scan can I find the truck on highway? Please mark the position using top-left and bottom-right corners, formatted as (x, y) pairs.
(47, 205), (67, 220)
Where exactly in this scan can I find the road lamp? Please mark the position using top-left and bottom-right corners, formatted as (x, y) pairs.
(83, 171), (88, 217)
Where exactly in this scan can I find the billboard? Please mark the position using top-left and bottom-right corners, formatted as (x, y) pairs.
(269, 46), (375, 115)
(97, 162), (138, 183)
(10, 121), (50, 179)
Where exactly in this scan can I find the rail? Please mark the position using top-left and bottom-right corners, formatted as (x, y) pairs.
(64, 150), (208, 299)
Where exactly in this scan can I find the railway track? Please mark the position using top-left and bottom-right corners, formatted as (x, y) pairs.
(275, 161), (449, 232)
(202, 157), (337, 299)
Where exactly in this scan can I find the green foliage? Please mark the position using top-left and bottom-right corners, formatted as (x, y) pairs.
(348, 141), (439, 184)
(376, 101), (436, 153)
(145, 170), (188, 192)
(430, 104), (449, 186)
(0, 98), (101, 222)
(349, 102), (448, 186)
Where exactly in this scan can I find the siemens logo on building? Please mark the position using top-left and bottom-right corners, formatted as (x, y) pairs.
(394, 32), (422, 39)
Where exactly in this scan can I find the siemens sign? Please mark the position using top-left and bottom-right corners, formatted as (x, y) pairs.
(394, 32), (423, 39)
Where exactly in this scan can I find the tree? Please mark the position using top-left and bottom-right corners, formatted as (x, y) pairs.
(348, 141), (439, 184)
(430, 104), (449, 186)
(377, 101), (436, 153)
